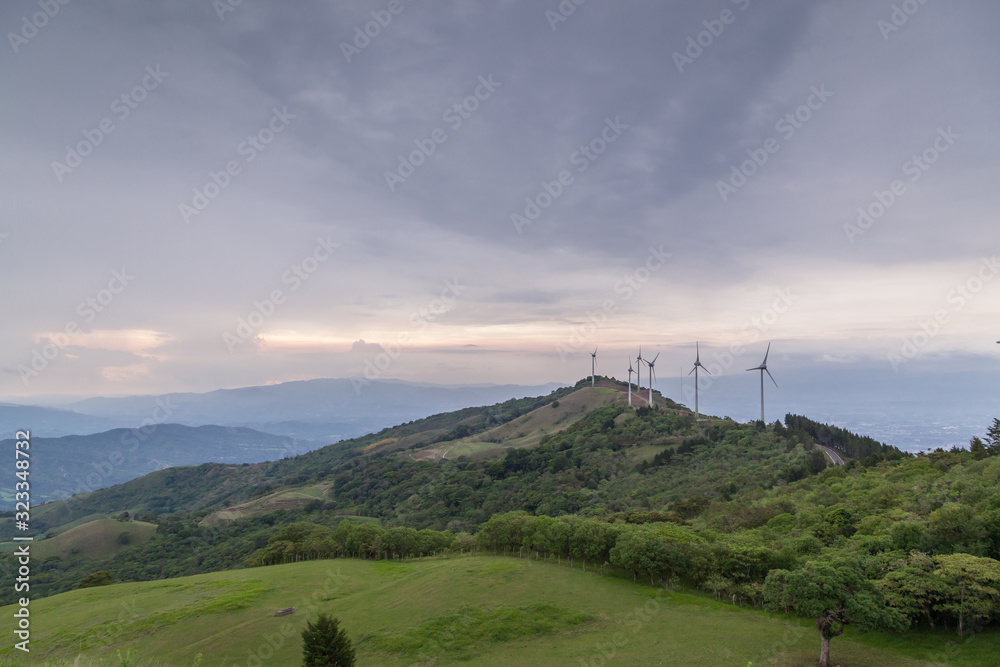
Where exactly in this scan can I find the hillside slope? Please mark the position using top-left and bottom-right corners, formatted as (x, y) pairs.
(0, 556), (971, 666)
(0, 424), (311, 508)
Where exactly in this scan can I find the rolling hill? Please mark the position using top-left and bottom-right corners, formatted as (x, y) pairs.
(2, 556), (985, 666)
(31, 518), (157, 561)
(3, 378), (996, 667)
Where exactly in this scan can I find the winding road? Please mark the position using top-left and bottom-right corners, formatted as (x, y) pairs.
(816, 444), (845, 466)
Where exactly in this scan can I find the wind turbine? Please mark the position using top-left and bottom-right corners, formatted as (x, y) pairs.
(626, 357), (635, 407)
(635, 347), (644, 396)
(688, 342), (710, 420)
(746, 342), (777, 422)
(646, 352), (659, 408)
(590, 348), (598, 387)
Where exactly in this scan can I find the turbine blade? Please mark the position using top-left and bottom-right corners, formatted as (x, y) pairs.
(688, 367), (696, 376)
(762, 342), (771, 365)
(765, 368), (778, 388)
(651, 352), (660, 364)
(703, 366), (712, 375)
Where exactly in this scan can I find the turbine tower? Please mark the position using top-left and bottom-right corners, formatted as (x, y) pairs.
(746, 342), (777, 422)
(646, 352), (659, 408)
(688, 342), (710, 420)
(590, 348), (598, 387)
(635, 347), (644, 397)
(626, 357), (635, 407)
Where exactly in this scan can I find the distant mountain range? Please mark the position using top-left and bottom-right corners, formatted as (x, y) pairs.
(0, 378), (565, 441)
(0, 378), (564, 507)
(0, 424), (307, 508)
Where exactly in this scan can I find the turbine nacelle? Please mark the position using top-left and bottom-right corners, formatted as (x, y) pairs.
(745, 342), (777, 388)
(689, 341), (711, 376)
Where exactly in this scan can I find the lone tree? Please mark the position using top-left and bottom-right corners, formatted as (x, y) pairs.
(301, 613), (356, 666)
(764, 561), (906, 667)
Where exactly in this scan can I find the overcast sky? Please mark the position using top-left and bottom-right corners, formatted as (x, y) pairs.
(2, 0), (998, 402)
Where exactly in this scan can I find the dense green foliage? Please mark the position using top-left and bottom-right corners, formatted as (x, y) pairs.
(764, 560), (908, 666)
(76, 570), (114, 589)
(784, 414), (907, 463)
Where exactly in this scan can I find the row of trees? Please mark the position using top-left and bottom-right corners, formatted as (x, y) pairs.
(240, 509), (1000, 667)
(783, 414), (908, 462)
(244, 521), (456, 567)
(244, 510), (1000, 640)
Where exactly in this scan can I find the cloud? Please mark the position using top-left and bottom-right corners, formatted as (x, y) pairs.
(0, 0), (997, 397)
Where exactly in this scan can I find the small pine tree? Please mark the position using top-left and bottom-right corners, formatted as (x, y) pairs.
(301, 613), (356, 666)
(970, 436), (987, 460)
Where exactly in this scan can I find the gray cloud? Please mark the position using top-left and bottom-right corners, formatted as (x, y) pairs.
(1, 0), (998, 398)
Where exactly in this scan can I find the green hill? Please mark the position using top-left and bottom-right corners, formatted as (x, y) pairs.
(32, 518), (157, 562)
(3, 555), (989, 666)
(3, 382), (997, 666)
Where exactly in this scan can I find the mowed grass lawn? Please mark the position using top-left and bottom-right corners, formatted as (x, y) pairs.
(1, 556), (996, 666)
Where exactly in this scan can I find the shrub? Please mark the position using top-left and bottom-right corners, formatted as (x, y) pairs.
(77, 571), (114, 589)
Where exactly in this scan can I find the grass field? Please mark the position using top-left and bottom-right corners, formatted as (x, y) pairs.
(2, 555), (995, 666)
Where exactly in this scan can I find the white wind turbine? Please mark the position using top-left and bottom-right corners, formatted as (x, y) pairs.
(590, 347), (598, 387)
(688, 342), (710, 420)
(645, 352), (659, 407)
(746, 342), (777, 422)
(626, 357), (636, 407)
(635, 347), (644, 402)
